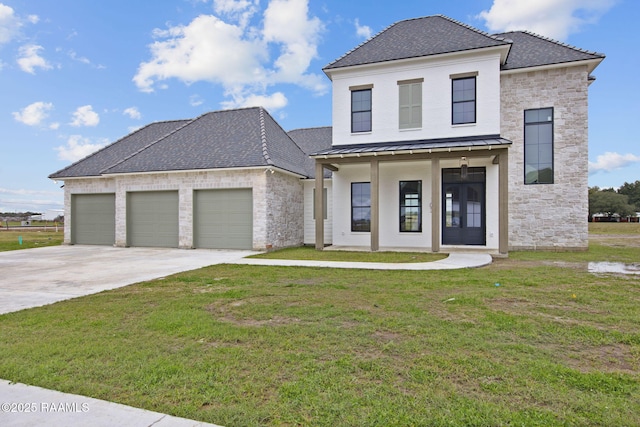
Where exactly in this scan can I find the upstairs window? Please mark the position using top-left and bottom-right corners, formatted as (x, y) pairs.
(351, 182), (371, 232)
(524, 107), (554, 184)
(399, 79), (423, 129)
(452, 76), (476, 125)
(351, 88), (372, 133)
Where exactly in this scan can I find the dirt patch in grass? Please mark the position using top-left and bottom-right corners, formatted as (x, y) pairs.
(545, 343), (638, 374)
(206, 299), (303, 327)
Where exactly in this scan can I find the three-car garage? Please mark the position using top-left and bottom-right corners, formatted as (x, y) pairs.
(69, 189), (253, 249)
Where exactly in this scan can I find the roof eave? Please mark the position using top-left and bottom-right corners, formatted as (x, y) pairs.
(312, 143), (511, 160)
(323, 44), (512, 77)
(501, 57), (604, 76)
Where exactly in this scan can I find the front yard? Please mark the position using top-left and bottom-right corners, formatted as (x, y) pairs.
(0, 224), (638, 426)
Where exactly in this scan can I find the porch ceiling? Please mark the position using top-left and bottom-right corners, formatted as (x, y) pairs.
(311, 135), (511, 159)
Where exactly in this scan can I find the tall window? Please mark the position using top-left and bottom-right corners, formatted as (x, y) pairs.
(524, 107), (554, 184)
(351, 182), (371, 232)
(452, 77), (476, 124)
(351, 89), (372, 132)
(400, 181), (421, 232)
(399, 80), (422, 129)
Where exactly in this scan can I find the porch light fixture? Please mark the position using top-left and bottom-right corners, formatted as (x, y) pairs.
(460, 156), (469, 179)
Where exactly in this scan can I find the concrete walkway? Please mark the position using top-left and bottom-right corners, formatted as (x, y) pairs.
(0, 247), (491, 426)
(231, 252), (493, 270)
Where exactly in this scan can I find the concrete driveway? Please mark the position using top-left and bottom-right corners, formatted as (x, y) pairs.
(0, 245), (258, 315)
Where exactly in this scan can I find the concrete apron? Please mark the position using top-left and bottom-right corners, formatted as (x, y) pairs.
(0, 245), (258, 315)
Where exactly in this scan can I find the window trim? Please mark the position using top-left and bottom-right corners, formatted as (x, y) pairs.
(399, 180), (422, 232)
(351, 88), (372, 133)
(524, 107), (554, 185)
(451, 76), (476, 125)
(351, 182), (371, 232)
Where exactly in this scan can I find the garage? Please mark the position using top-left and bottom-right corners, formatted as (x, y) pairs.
(71, 194), (116, 245)
(127, 191), (179, 247)
(194, 189), (253, 249)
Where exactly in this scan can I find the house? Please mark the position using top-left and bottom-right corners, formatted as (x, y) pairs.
(50, 15), (604, 253)
(312, 15), (604, 253)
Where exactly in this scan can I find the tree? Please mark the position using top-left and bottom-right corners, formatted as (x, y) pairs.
(589, 189), (636, 219)
(618, 180), (640, 210)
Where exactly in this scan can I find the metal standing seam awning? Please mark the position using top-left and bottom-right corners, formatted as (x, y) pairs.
(310, 135), (512, 159)
(310, 134), (512, 254)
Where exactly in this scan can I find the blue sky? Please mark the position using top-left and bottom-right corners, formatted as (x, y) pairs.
(0, 0), (637, 215)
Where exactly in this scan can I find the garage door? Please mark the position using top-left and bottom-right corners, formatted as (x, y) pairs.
(127, 191), (179, 247)
(194, 189), (253, 249)
(71, 194), (116, 245)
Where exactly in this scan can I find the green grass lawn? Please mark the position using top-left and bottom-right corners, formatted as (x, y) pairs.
(0, 224), (638, 426)
(0, 230), (63, 252)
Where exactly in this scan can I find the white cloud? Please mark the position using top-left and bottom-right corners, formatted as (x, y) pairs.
(221, 90), (287, 110)
(478, 0), (616, 40)
(49, 122), (60, 130)
(123, 106), (141, 119)
(0, 3), (19, 44)
(17, 44), (52, 74)
(133, 0), (326, 111)
(355, 18), (372, 39)
(189, 94), (204, 107)
(214, 0), (258, 28)
(70, 105), (100, 127)
(12, 101), (53, 126)
(589, 152), (640, 174)
(0, 187), (60, 197)
(55, 135), (107, 162)
(27, 14), (39, 24)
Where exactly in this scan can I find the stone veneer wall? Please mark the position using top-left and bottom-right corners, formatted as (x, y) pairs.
(501, 65), (590, 250)
(62, 168), (304, 250)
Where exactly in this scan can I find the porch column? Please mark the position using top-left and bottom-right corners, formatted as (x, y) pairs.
(315, 162), (325, 250)
(431, 157), (440, 252)
(498, 152), (509, 254)
(370, 158), (379, 251)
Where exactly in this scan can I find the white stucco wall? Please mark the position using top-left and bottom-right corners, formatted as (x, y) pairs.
(330, 50), (503, 146)
(330, 159), (500, 251)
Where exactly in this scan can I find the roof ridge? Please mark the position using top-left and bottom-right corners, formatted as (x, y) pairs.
(48, 119), (189, 179)
(100, 117), (197, 174)
(288, 125), (332, 132)
(258, 107), (274, 166)
(496, 30), (605, 58)
(435, 14), (510, 43)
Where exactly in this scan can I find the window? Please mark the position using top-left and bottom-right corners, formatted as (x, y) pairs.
(524, 107), (554, 184)
(452, 77), (476, 124)
(400, 181), (421, 232)
(351, 182), (371, 232)
(399, 80), (422, 129)
(351, 89), (372, 132)
(312, 188), (328, 220)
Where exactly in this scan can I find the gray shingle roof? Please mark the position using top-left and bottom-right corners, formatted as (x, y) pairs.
(498, 31), (604, 71)
(50, 107), (314, 179)
(324, 15), (510, 71)
(287, 127), (333, 177)
(311, 135), (511, 157)
(49, 120), (189, 179)
(287, 127), (332, 156)
(324, 15), (604, 73)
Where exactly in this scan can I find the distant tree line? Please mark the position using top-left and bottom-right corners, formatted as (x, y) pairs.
(589, 180), (640, 221)
(0, 211), (42, 220)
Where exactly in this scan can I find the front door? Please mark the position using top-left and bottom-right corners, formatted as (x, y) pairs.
(442, 167), (486, 245)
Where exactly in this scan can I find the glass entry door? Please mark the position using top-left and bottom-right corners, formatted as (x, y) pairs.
(442, 168), (486, 246)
